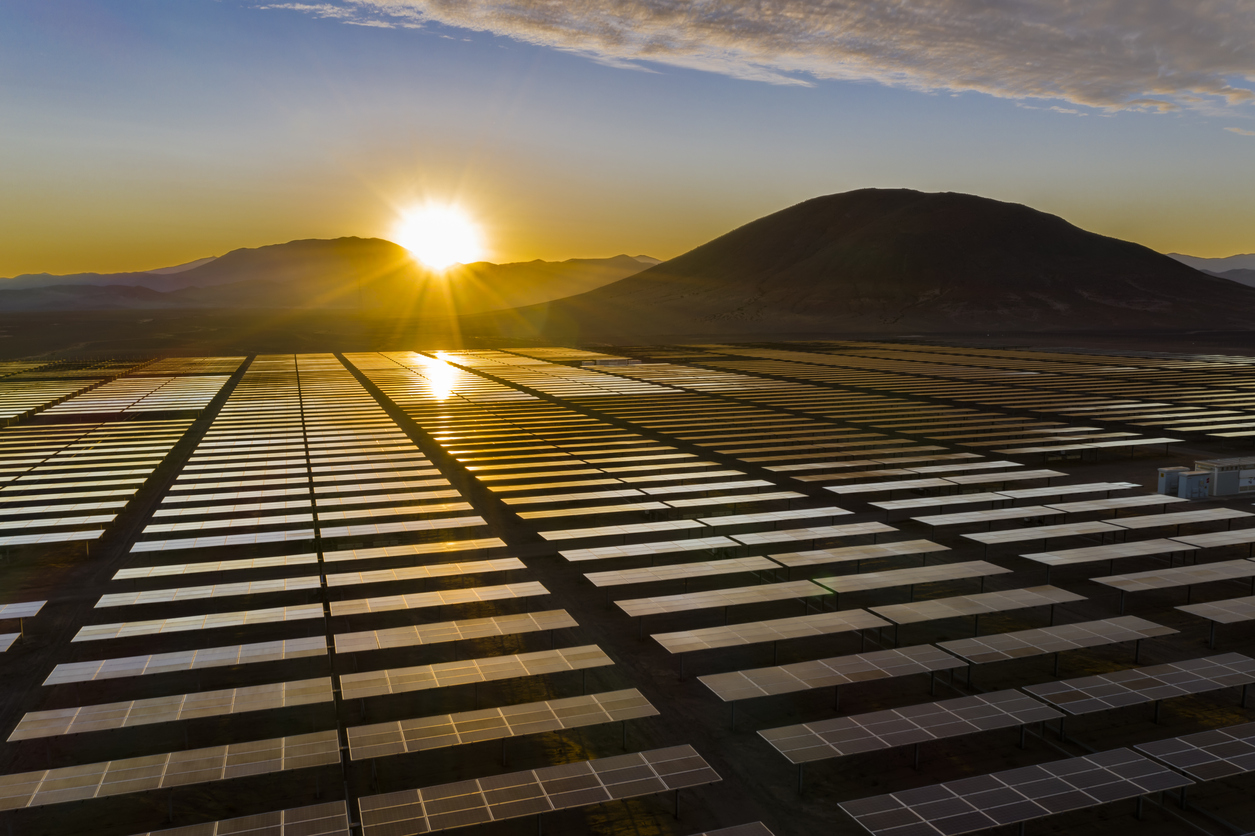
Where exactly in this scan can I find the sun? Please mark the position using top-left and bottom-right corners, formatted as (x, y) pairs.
(392, 204), (485, 270)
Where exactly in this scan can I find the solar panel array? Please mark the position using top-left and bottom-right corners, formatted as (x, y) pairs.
(6, 342), (1255, 834)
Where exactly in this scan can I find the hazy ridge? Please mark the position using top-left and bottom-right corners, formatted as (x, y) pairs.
(0, 239), (654, 313)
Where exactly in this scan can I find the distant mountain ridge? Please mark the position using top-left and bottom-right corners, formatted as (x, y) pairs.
(1168, 252), (1255, 273)
(0, 239), (655, 312)
(1206, 268), (1255, 288)
(473, 189), (1255, 338)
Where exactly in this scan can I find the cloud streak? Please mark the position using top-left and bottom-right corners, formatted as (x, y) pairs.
(268, 1), (1255, 111)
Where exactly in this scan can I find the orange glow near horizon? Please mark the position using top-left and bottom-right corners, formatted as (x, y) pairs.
(391, 204), (485, 270)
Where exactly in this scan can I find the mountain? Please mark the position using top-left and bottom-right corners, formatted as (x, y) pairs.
(476, 189), (1255, 338)
(146, 256), (218, 275)
(1169, 252), (1255, 273)
(0, 239), (654, 312)
(1206, 268), (1255, 288)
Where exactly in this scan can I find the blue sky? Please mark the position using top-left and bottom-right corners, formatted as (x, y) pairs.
(2, 0), (1253, 275)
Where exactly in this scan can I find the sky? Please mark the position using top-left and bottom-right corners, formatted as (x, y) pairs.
(1, 0), (1253, 277)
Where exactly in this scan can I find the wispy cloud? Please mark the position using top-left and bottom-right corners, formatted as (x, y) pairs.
(264, 1), (1255, 111)
(1227, 126), (1255, 136)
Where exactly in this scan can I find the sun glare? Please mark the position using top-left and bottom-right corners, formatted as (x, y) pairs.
(392, 205), (484, 270)
(419, 352), (458, 400)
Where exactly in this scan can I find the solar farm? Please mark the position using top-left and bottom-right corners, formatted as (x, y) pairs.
(5, 342), (1255, 835)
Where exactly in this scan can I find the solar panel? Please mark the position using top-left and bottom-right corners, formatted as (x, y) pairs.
(323, 537), (506, 563)
(640, 479), (772, 496)
(871, 585), (1085, 627)
(356, 745), (720, 835)
(586, 556), (778, 590)
(346, 688), (657, 760)
(872, 482), (1139, 512)
(318, 514), (485, 540)
(698, 643), (965, 704)
(325, 557), (526, 588)
(1098, 558), (1255, 612)
(0, 600), (45, 620)
(1137, 722), (1255, 781)
(10, 677), (333, 740)
(939, 616), (1175, 665)
(761, 689), (1061, 764)
(617, 579), (829, 619)
(813, 560), (1011, 599)
(339, 644), (613, 700)
(96, 576), (321, 608)
(828, 469), (1064, 496)
(0, 633), (16, 652)
(963, 520), (1120, 547)
(44, 636), (328, 685)
(73, 603), (324, 641)
(731, 522), (896, 547)
(653, 609), (888, 656)
(114, 553), (319, 580)
(911, 505), (1060, 528)
(540, 519), (707, 541)
(0, 529), (105, 548)
(1172, 528), (1255, 551)
(334, 610), (576, 653)
(769, 540), (949, 573)
(562, 536), (739, 564)
(0, 730), (340, 810)
(697, 506), (851, 527)
(1022, 538), (1197, 582)
(1107, 507), (1252, 531)
(665, 491), (805, 508)
(330, 581), (548, 617)
(838, 747), (1190, 836)
(131, 529), (316, 552)
(1023, 653), (1255, 716)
